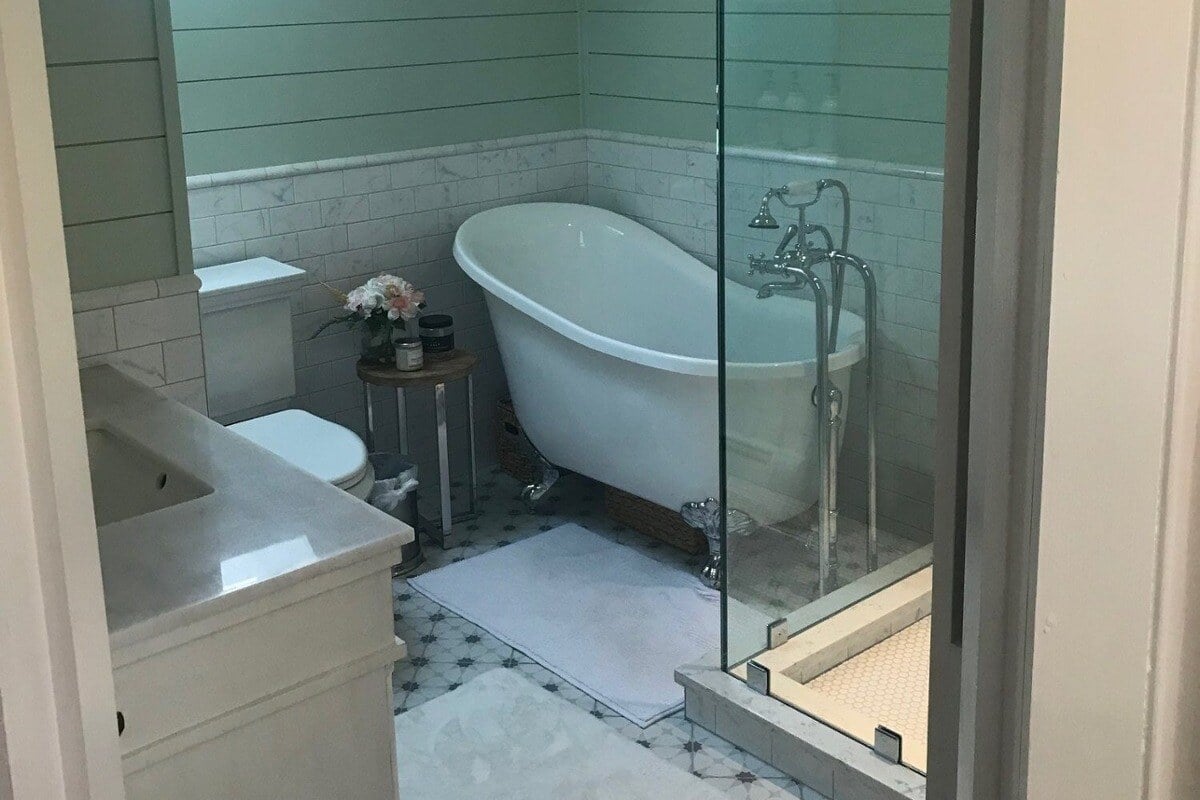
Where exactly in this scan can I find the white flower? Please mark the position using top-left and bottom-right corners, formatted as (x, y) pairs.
(343, 274), (424, 321)
(344, 286), (366, 310)
(344, 285), (383, 316)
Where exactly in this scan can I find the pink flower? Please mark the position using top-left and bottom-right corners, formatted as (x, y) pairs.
(344, 275), (424, 321)
(374, 276), (424, 322)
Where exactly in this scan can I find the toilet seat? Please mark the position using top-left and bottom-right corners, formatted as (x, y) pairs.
(230, 410), (371, 495)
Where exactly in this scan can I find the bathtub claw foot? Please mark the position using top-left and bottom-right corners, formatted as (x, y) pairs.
(681, 498), (723, 589)
(699, 555), (723, 591)
(681, 502), (756, 589)
(521, 458), (561, 513)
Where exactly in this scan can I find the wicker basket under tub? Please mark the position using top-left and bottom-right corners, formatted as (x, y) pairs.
(495, 398), (707, 555)
(496, 398), (538, 485)
(603, 486), (707, 555)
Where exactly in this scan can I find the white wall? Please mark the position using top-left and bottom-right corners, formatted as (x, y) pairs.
(184, 132), (588, 484)
(70, 276), (208, 414)
(1025, 0), (1198, 796)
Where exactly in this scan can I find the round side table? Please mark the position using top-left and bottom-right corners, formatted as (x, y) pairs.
(357, 349), (479, 549)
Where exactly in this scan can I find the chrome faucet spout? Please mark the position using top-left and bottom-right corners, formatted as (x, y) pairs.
(757, 280), (797, 299)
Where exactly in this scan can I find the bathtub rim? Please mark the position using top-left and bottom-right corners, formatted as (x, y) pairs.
(453, 202), (867, 379)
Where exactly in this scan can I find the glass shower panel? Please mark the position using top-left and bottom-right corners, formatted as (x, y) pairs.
(719, 0), (949, 773)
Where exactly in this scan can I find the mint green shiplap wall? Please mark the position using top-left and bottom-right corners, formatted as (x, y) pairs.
(583, 0), (950, 167)
(169, 0), (583, 175)
(41, 0), (189, 292)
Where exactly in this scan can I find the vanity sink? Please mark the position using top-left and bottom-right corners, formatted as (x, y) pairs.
(80, 366), (409, 800)
(86, 427), (213, 526)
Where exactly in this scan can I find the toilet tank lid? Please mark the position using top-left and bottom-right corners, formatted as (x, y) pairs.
(196, 258), (306, 312)
(229, 410), (368, 489)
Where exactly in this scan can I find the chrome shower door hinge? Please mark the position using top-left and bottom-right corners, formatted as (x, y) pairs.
(873, 726), (903, 765)
(768, 618), (789, 649)
(746, 661), (771, 695)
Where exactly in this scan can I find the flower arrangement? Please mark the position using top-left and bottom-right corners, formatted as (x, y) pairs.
(312, 274), (426, 363)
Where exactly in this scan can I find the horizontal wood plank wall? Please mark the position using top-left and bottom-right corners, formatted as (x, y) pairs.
(583, 0), (950, 166)
(41, 0), (184, 291)
(170, 0), (583, 175)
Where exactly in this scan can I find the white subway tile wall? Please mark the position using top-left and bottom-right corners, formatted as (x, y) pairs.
(587, 136), (943, 542)
(71, 275), (208, 415)
(586, 137), (719, 267)
(180, 130), (941, 541)
(186, 135), (589, 485)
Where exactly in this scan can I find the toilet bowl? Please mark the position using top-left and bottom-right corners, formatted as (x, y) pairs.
(230, 410), (375, 500)
(196, 258), (374, 499)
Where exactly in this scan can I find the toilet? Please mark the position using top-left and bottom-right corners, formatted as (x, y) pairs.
(196, 257), (374, 500)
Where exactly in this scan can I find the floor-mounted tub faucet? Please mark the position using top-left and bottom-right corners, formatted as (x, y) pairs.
(738, 179), (880, 593)
(749, 179), (853, 348)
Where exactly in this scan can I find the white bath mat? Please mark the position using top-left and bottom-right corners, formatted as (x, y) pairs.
(394, 668), (726, 800)
(407, 524), (719, 726)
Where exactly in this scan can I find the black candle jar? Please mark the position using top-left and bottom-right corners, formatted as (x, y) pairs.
(418, 314), (455, 357)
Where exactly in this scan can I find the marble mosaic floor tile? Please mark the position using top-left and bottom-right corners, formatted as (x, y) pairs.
(392, 468), (845, 800)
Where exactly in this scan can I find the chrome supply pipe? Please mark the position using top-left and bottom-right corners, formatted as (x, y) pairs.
(831, 250), (879, 570)
(817, 179), (851, 351)
(825, 384), (843, 589)
(748, 251), (836, 595)
(789, 266), (834, 595)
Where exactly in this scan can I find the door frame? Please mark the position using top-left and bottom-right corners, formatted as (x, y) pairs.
(930, 0), (1064, 793)
(933, 0), (1200, 797)
(0, 0), (126, 798)
(1023, 0), (1199, 797)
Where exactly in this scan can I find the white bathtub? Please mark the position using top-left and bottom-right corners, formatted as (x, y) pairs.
(453, 203), (865, 524)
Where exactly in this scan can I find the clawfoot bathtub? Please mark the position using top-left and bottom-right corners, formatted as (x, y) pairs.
(453, 204), (865, 575)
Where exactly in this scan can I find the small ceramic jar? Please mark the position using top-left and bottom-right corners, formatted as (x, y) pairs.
(418, 314), (454, 357)
(394, 338), (424, 372)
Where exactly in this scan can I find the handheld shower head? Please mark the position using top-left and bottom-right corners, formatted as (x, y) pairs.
(749, 196), (780, 229)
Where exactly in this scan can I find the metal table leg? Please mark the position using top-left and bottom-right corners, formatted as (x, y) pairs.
(434, 382), (452, 545)
(363, 383), (376, 452)
(395, 388), (409, 454)
(466, 374), (478, 516)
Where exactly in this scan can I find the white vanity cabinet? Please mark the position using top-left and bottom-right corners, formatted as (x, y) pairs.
(112, 561), (405, 800)
(82, 367), (413, 800)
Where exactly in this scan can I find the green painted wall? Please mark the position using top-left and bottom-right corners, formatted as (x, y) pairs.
(42, 0), (192, 292)
(582, 0), (950, 167)
(170, 0), (583, 175)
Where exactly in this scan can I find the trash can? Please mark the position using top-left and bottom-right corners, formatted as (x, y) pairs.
(367, 453), (424, 576)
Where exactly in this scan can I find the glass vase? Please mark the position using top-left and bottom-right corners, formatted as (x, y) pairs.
(360, 324), (394, 365)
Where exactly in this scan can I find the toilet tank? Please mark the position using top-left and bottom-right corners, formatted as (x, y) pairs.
(196, 258), (306, 420)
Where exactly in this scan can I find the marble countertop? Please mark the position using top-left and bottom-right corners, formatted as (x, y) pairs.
(81, 366), (412, 651)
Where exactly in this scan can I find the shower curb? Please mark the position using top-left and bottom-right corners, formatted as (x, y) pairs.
(676, 656), (925, 800)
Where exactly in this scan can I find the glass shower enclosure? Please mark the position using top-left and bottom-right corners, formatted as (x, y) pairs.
(717, 0), (950, 774)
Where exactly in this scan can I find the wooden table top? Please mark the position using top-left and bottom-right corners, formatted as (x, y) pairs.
(356, 349), (478, 388)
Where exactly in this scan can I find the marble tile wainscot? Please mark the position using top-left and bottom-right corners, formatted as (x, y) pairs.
(584, 130), (944, 544)
(182, 127), (943, 542)
(72, 274), (208, 415)
(185, 131), (588, 483)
